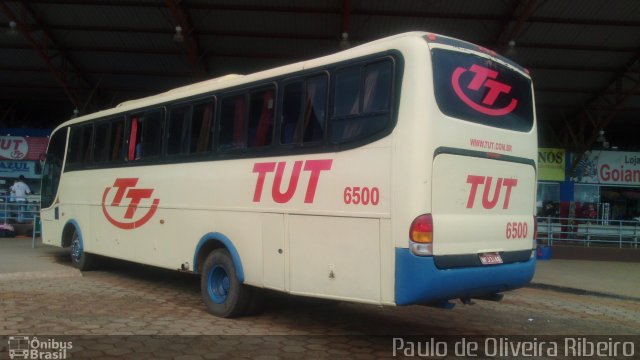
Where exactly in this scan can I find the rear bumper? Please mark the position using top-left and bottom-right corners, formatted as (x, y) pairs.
(394, 247), (536, 305)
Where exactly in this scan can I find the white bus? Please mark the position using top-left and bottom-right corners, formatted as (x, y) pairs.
(41, 32), (537, 318)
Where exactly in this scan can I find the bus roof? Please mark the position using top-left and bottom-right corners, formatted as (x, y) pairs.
(115, 74), (245, 109)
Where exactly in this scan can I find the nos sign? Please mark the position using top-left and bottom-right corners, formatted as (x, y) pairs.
(538, 148), (565, 181)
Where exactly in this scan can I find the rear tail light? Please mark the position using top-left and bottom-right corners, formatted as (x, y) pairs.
(410, 214), (433, 256)
(533, 215), (538, 246)
(532, 215), (538, 258)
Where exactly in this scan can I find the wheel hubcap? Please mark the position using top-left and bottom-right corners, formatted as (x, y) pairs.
(71, 237), (82, 264)
(208, 265), (230, 304)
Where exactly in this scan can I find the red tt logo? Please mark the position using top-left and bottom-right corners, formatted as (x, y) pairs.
(451, 64), (518, 116)
(101, 178), (160, 229)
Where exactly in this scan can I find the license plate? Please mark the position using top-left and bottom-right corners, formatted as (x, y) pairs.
(479, 252), (503, 265)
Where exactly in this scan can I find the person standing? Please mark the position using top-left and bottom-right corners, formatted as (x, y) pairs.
(10, 175), (31, 223)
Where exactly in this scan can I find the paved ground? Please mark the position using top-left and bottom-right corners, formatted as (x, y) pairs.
(533, 259), (640, 299)
(1, 238), (639, 359)
(0, 237), (79, 281)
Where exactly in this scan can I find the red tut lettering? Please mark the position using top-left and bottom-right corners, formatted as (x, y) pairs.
(252, 162), (276, 202)
(303, 159), (333, 203)
(466, 175), (518, 209)
(481, 177), (503, 209)
(272, 161), (303, 203)
(252, 159), (333, 204)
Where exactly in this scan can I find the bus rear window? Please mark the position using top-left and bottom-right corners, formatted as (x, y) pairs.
(431, 49), (533, 132)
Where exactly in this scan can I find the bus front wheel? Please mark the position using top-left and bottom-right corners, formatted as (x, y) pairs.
(201, 248), (251, 318)
(70, 229), (94, 271)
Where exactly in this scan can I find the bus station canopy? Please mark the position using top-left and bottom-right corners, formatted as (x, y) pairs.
(0, 0), (638, 151)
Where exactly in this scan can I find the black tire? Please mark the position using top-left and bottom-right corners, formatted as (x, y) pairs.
(200, 248), (251, 318)
(70, 228), (95, 271)
(244, 287), (265, 316)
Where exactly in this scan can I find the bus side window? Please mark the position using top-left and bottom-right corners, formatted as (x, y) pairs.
(191, 101), (214, 153)
(219, 94), (246, 151)
(66, 124), (93, 166)
(167, 105), (191, 156)
(363, 61), (392, 113)
(331, 59), (393, 144)
(128, 110), (163, 160)
(73, 117), (124, 165)
(280, 75), (327, 146)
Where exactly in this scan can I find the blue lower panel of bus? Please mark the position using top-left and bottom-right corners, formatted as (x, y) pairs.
(394, 248), (536, 305)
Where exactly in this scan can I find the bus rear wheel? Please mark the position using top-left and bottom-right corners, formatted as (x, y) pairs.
(70, 229), (94, 271)
(201, 248), (251, 318)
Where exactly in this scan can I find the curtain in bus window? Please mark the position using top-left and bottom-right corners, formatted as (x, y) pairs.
(341, 121), (363, 140)
(363, 61), (391, 113)
(233, 97), (245, 148)
(168, 106), (190, 155)
(220, 95), (245, 151)
(303, 76), (327, 143)
(252, 90), (274, 147)
(93, 122), (110, 162)
(110, 120), (124, 161)
(81, 125), (93, 163)
(349, 94), (359, 114)
(281, 82), (303, 145)
(300, 84), (315, 142)
(128, 118), (139, 161)
(334, 67), (361, 117)
(362, 71), (378, 113)
(66, 127), (82, 165)
(140, 111), (163, 158)
(193, 102), (213, 153)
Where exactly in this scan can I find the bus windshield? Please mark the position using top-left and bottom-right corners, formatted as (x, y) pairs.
(431, 48), (534, 132)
